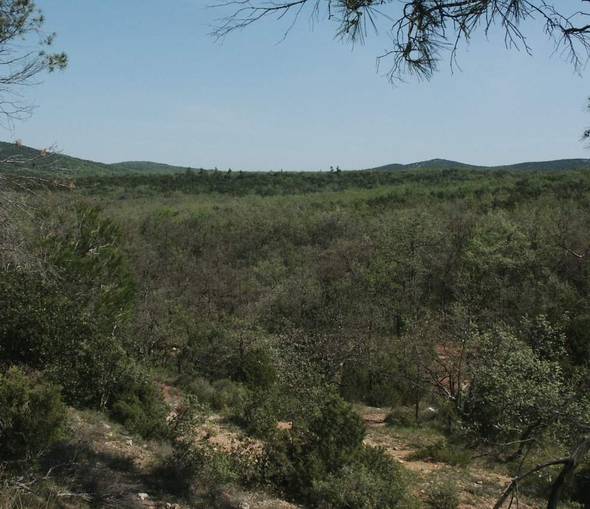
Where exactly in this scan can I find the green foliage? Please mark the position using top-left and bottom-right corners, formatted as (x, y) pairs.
(464, 328), (570, 443)
(237, 391), (279, 437)
(426, 479), (460, 509)
(209, 379), (251, 414)
(0, 367), (66, 460)
(0, 201), (167, 441)
(110, 373), (168, 439)
(180, 375), (252, 417)
(166, 439), (238, 498)
(0, 266), (140, 413)
(311, 447), (409, 509)
(235, 347), (276, 389)
(5, 166), (590, 507)
(385, 407), (419, 428)
(180, 375), (217, 402)
(40, 202), (135, 324)
(520, 314), (567, 362)
(408, 440), (471, 467)
(565, 313), (590, 364)
(160, 399), (239, 498)
(176, 322), (276, 390)
(261, 392), (366, 501)
(340, 354), (400, 407)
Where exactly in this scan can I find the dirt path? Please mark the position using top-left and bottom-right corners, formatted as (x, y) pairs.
(61, 410), (188, 509)
(357, 406), (542, 509)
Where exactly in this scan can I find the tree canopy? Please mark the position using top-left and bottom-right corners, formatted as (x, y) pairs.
(0, 0), (66, 122)
(213, 0), (590, 81)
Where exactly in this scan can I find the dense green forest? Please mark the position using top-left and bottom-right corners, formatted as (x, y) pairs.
(1, 167), (590, 508)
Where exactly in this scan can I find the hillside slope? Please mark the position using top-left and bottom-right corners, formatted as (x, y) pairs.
(0, 141), (117, 176)
(111, 161), (196, 175)
(2, 140), (590, 176)
(0, 142), (191, 176)
(365, 157), (590, 172)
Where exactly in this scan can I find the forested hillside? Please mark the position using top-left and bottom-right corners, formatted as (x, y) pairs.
(1, 168), (589, 508)
(2, 140), (590, 178)
(0, 141), (191, 176)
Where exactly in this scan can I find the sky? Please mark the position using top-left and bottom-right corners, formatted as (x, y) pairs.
(8, 0), (590, 170)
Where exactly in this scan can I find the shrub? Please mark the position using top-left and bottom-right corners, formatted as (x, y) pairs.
(110, 371), (168, 439)
(408, 440), (471, 467)
(340, 360), (400, 407)
(463, 330), (568, 443)
(385, 406), (419, 427)
(210, 379), (251, 414)
(181, 376), (217, 405)
(0, 203), (138, 414)
(235, 347), (276, 390)
(159, 399), (238, 498)
(260, 391), (366, 501)
(426, 479), (460, 509)
(0, 367), (66, 460)
(162, 440), (238, 498)
(310, 447), (410, 508)
(238, 392), (279, 437)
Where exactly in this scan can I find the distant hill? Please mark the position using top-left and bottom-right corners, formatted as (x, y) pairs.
(491, 159), (590, 172)
(111, 161), (195, 175)
(0, 141), (193, 176)
(0, 141), (119, 176)
(2, 140), (590, 177)
(365, 158), (590, 172)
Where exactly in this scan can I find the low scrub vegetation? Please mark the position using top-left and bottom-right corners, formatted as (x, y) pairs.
(1, 168), (590, 507)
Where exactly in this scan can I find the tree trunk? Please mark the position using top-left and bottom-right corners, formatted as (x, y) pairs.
(547, 435), (590, 509)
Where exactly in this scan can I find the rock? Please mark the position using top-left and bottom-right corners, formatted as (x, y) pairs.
(238, 503), (250, 509)
(137, 492), (149, 501)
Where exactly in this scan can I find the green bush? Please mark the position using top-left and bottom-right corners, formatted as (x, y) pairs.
(408, 440), (471, 467)
(182, 376), (256, 424)
(340, 360), (400, 407)
(238, 392), (279, 437)
(385, 406), (419, 427)
(181, 375), (215, 400)
(463, 330), (568, 443)
(0, 367), (66, 460)
(426, 479), (460, 509)
(311, 447), (410, 508)
(110, 369), (168, 439)
(0, 202), (138, 414)
(210, 379), (251, 414)
(159, 399), (238, 498)
(260, 392), (367, 501)
(235, 347), (276, 390)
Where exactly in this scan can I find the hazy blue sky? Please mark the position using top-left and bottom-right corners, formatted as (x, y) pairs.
(10, 0), (590, 170)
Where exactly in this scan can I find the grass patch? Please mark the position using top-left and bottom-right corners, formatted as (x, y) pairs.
(426, 479), (460, 509)
(408, 440), (471, 467)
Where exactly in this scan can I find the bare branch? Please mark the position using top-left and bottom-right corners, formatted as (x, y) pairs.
(211, 1), (590, 82)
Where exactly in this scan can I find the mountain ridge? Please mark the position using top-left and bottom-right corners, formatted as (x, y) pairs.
(365, 157), (590, 172)
(1, 141), (589, 175)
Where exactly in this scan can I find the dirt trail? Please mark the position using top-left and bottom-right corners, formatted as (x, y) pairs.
(65, 410), (188, 509)
(357, 406), (541, 509)
(155, 389), (542, 509)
